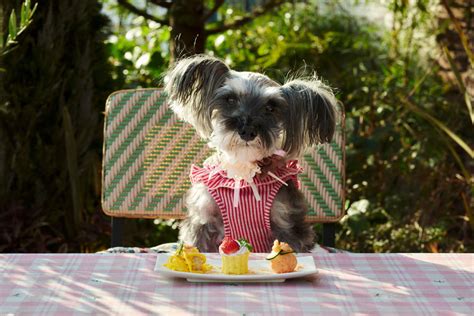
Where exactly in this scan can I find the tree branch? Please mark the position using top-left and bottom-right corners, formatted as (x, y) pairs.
(117, 0), (169, 25)
(202, 0), (225, 22)
(205, 0), (286, 35)
(149, 0), (172, 9)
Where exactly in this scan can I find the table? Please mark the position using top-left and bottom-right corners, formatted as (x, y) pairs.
(0, 253), (472, 315)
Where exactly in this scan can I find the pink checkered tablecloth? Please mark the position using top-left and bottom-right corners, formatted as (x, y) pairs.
(0, 253), (472, 315)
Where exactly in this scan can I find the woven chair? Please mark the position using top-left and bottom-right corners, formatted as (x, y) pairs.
(101, 88), (345, 248)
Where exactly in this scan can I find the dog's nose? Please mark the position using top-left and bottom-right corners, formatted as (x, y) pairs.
(238, 125), (257, 141)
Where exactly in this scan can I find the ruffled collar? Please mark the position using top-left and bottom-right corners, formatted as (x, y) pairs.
(190, 151), (301, 208)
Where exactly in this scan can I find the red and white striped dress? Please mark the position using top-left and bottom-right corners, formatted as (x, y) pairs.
(190, 160), (301, 252)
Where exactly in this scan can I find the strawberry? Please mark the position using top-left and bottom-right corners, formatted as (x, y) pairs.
(219, 237), (240, 254)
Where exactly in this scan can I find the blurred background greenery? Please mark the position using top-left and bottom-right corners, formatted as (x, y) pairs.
(0, 0), (472, 253)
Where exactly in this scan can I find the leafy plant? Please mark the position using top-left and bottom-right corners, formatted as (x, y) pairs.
(105, 14), (170, 88)
(0, 0), (37, 56)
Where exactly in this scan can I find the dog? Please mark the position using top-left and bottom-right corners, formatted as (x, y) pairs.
(164, 55), (337, 253)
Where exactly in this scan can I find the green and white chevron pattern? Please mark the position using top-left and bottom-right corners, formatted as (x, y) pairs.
(102, 89), (345, 222)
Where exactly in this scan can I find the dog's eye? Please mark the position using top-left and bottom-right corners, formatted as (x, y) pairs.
(227, 96), (237, 105)
(266, 101), (275, 112)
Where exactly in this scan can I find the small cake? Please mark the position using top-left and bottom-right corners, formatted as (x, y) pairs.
(219, 237), (252, 274)
(266, 240), (297, 273)
(164, 243), (211, 273)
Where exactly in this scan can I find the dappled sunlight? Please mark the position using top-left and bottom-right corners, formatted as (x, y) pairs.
(399, 254), (474, 273)
(321, 268), (412, 298)
(1, 253), (472, 314)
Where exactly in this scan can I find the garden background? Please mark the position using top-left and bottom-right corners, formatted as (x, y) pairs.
(0, 0), (472, 253)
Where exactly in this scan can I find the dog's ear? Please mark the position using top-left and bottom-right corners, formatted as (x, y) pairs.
(280, 79), (338, 157)
(164, 55), (230, 137)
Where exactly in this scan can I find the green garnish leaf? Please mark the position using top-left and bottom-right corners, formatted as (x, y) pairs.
(237, 238), (253, 252)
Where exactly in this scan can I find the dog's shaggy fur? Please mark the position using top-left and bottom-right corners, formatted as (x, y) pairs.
(164, 55), (337, 253)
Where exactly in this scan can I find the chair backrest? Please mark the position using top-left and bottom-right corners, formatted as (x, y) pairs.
(102, 88), (345, 223)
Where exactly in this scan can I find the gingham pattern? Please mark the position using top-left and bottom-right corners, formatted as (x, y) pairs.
(101, 88), (345, 222)
(0, 254), (472, 315)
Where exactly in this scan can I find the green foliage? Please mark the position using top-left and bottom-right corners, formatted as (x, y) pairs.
(0, 0), (114, 252)
(101, 0), (171, 88)
(0, 0), (37, 56)
(106, 15), (170, 88)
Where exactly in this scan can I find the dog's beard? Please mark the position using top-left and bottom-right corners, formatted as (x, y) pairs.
(208, 120), (276, 180)
(209, 121), (275, 163)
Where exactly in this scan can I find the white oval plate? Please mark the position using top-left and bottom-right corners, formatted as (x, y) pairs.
(154, 253), (318, 283)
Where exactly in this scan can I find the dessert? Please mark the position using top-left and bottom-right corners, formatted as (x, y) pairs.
(266, 240), (297, 273)
(219, 237), (252, 274)
(164, 242), (212, 273)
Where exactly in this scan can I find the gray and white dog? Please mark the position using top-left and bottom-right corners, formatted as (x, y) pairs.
(164, 55), (337, 253)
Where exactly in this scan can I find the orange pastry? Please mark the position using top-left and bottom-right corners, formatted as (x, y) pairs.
(266, 240), (297, 273)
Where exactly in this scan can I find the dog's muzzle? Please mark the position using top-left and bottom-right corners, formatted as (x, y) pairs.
(238, 124), (257, 141)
